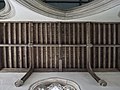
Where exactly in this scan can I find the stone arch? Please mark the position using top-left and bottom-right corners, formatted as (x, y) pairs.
(16, 0), (120, 19)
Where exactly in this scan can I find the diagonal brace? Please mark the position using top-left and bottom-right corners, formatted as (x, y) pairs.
(15, 23), (34, 87)
(86, 23), (107, 86)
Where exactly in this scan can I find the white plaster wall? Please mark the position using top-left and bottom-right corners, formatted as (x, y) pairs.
(0, 0), (120, 22)
(0, 72), (120, 90)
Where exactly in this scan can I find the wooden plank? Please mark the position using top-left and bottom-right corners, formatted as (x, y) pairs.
(40, 23), (43, 68)
(77, 23), (80, 68)
(54, 47), (57, 68)
(59, 59), (62, 71)
(49, 23), (52, 68)
(18, 23), (22, 68)
(73, 23), (76, 68)
(98, 23), (101, 68)
(0, 23), (3, 70)
(3, 23), (7, 68)
(13, 23), (17, 68)
(81, 23), (84, 68)
(108, 24), (111, 68)
(64, 23), (67, 68)
(118, 24), (120, 70)
(35, 23), (39, 68)
(45, 23), (48, 68)
(113, 24), (116, 68)
(103, 24), (106, 68)
(93, 23), (96, 68)
(1, 68), (119, 72)
(68, 23), (71, 68)
(8, 23), (12, 68)
(23, 23), (28, 68)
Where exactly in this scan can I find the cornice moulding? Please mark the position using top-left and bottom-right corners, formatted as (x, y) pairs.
(5, 0), (120, 20)
(0, 0), (15, 19)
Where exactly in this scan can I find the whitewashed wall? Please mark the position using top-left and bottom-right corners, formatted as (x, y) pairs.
(0, 0), (120, 22)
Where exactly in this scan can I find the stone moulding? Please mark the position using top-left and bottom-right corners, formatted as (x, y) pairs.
(29, 77), (81, 90)
(16, 0), (120, 20)
(0, 0), (15, 19)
